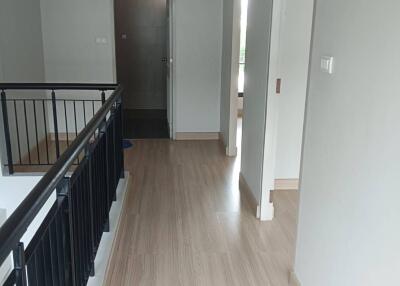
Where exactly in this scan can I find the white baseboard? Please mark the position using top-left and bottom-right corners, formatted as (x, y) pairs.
(225, 145), (237, 157)
(218, 134), (237, 157)
(289, 271), (301, 286)
(87, 172), (131, 286)
(175, 132), (220, 140)
(274, 179), (299, 190)
(260, 201), (274, 221)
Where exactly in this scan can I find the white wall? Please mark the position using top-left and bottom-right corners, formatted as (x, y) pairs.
(295, 0), (400, 285)
(240, 0), (273, 203)
(174, 0), (223, 133)
(40, 0), (116, 83)
(0, 177), (48, 246)
(220, 0), (240, 155)
(220, 0), (234, 147)
(0, 0), (45, 84)
(274, 0), (314, 179)
(40, 0), (117, 133)
(0, 0), (47, 172)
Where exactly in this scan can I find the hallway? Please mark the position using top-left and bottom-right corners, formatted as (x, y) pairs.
(105, 140), (299, 286)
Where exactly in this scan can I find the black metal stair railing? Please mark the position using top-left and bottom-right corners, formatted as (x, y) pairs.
(0, 83), (117, 174)
(0, 83), (124, 286)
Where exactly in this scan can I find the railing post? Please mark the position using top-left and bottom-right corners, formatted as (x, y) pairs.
(118, 97), (125, 179)
(56, 178), (75, 286)
(85, 145), (96, 276)
(100, 120), (110, 232)
(111, 107), (117, 202)
(13, 242), (27, 286)
(51, 90), (60, 159)
(101, 91), (106, 105)
(1, 90), (14, 174)
(59, 178), (77, 286)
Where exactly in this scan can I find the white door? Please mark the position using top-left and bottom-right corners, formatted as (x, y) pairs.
(241, 0), (275, 220)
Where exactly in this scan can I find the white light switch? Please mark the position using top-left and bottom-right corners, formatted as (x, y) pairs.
(95, 37), (107, 44)
(321, 56), (334, 74)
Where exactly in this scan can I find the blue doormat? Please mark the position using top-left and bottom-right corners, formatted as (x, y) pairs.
(123, 139), (133, 149)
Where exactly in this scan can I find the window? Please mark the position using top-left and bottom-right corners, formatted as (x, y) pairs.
(238, 0), (248, 95)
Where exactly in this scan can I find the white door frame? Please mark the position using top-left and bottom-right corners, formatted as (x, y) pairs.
(225, 0), (282, 220)
(259, 0), (283, 220)
(167, 0), (175, 139)
(225, 0), (242, 156)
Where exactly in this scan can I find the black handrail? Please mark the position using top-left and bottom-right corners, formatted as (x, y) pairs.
(0, 83), (118, 91)
(0, 85), (123, 265)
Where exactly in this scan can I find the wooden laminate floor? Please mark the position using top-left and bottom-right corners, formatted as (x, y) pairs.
(13, 140), (83, 173)
(105, 139), (299, 286)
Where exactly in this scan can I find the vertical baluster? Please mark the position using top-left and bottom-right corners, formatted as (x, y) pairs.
(100, 91), (106, 142)
(42, 100), (50, 165)
(34, 247), (45, 285)
(80, 175), (88, 282)
(83, 101), (87, 127)
(101, 121), (110, 232)
(101, 91), (106, 129)
(47, 220), (59, 285)
(51, 91), (60, 159)
(94, 140), (100, 241)
(42, 232), (53, 285)
(13, 101), (22, 165)
(118, 97), (125, 179)
(73, 101), (78, 137)
(13, 242), (28, 286)
(92, 144), (98, 243)
(77, 178), (84, 281)
(86, 145), (96, 276)
(23, 100), (31, 164)
(38, 243), (46, 286)
(82, 167), (93, 278)
(1, 90), (14, 174)
(92, 101), (96, 139)
(84, 169), (92, 279)
(32, 100), (41, 164)
(71, 181), (83, 284)
(26, 252), (38, 286)
(111, 108), (117, 201)
(64, 100), (69, 147)
(58, 179), (76, 286)
(73, 101), (79, 164)
(53, 210), (65, 286)
(101, 91), (106, 105)
(57, 178), (77, 286)
(103, 134), (109, 229)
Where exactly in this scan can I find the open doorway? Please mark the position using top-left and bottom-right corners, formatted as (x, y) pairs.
(114, 0), (171, 139)
(226, 0), (314, 220)
(236, 0), (248, 154)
